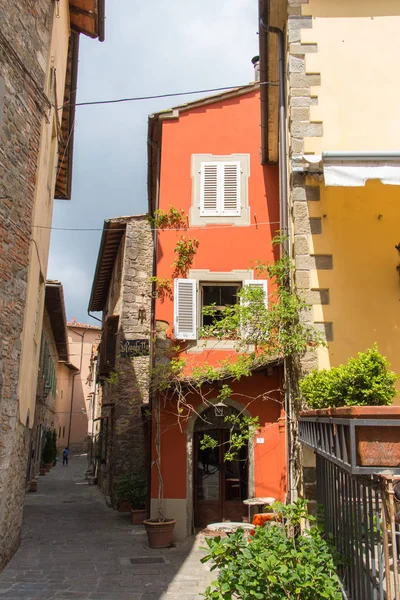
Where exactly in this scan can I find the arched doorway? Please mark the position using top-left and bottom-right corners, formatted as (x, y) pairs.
(193, 405), (249, 528)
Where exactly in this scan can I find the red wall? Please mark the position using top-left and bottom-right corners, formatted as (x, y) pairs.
(155, 89), (279, 357)
(152, 89), (285, 506)
(151, 372), (286, 502)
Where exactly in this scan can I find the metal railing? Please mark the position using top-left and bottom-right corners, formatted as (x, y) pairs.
(316, 456), (400, 599)
(299, 416), (400, 475)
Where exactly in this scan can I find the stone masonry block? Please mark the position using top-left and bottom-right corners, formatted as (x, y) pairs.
(288, 5), (302, 16)
(295, 270), (310, 289)
(288, 17), (313, 31)
(292, 185), (320, 202)
(294, 235), (309, 255)
(293, 202), (309, 218)
(290, 121), (323, 138)
(291, 87), (312, 97)
(315, 321), (334, 341)
(310, 217), (322, 234)
(289, 55), (305, 73)
(290, 106), (310, 121)
(290, 73), (321, 88)
(290, 96), (318, 107)
(289, 28), (301, 43)
(291, 137), (304, 154)
(294, 218), (311, 235)
(301, 289), (330, 305)
(288, 0), (310, 5)
(290, 43), (318, 54)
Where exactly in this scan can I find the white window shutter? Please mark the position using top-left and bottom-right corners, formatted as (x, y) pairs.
(221, 162), (241, 216)
(200, 163), (219, 216)
(174, 279), (197, 340)
(243, 280), (268, 309)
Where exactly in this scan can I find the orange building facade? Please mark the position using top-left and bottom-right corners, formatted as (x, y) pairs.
(148, 84), (286, 540)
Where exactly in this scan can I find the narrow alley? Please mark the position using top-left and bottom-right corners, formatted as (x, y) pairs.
(0, 456), (214, 600)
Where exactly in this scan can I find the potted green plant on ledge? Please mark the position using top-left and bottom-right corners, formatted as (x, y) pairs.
(300, 345), (400, 467)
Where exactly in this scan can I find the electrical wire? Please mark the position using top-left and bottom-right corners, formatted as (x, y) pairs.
(57, 80), (278, 110)
(33, 221), (281, 232)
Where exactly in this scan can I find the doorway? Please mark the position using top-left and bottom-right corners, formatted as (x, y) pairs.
(193, 406), (248, 528)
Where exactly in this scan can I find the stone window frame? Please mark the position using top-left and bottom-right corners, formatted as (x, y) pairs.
(186, 269), (254, 352)
(190, 154), (251, 226)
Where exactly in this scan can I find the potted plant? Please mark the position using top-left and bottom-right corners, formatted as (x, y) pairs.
(116, 475), (134, 512)
(42, 430), (54, 470)
(128, 473), (148, 525)
(143, 401), (176, 548)
(300, 346), (400, 467)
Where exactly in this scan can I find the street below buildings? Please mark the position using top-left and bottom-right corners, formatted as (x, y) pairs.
(0, 456), (214, 600)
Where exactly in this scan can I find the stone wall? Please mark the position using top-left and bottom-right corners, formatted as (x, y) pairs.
(288, 0), (332, 372)
(97, 218), (153, 503)
(0, 1), (54, 569)
(287, 0), (328, 504)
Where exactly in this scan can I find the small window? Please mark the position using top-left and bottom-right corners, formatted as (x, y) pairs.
(62, 426), (65, 438)
(201, 283), (241, 327)
(58, 427), (61, 438)
(60, 390), (63, 399)
(200, 162), (241, 217)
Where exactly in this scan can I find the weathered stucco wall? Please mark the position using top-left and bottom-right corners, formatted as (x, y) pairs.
(0, 0), (63, 570)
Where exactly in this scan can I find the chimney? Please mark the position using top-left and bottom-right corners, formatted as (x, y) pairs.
(252, 55), (260, 82)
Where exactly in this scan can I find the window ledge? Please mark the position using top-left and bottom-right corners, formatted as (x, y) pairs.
(186, 339), (255, 353)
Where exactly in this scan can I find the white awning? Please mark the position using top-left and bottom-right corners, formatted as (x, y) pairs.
(302, 152), (400, 187)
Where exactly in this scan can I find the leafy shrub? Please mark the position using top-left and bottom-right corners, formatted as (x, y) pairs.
(116, 473), (147, 509)
(300, 345), (397, 409)
(201, 499), (341, 600)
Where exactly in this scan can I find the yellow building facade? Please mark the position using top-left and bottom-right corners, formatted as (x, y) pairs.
(287, 0), (400, 396)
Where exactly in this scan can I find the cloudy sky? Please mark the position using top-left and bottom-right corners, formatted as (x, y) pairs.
(48, 0), (259, 324)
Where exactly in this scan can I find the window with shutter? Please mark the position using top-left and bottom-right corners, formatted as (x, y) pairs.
(221, 162), (240, 215)
(99, 315), (119, 374)
(242, 280), (268, 340)
(174, 279), (197, 340)
(243, 280), (268, 310)
(200, 163), (219, 216)
(199, 162), (241, 216)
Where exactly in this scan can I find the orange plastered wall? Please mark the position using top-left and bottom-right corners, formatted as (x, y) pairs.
(155, 90), (280, 364)
(151, 371), (286, 501)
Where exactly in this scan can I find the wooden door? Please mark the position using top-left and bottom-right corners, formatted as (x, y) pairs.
(194, 427), (248, 528)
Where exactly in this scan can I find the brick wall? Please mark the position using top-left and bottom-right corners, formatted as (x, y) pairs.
(0, 1), (54, 569)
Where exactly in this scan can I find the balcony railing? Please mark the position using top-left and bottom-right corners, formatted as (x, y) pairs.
(299, 415), (400, 476)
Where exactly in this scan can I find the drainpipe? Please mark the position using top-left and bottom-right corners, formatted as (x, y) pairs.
(260, 19), (294, 503)
(146, 121), (161, 520)
(67, 328), (88, 448)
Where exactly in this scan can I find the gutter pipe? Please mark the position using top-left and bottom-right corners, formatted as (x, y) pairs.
(146, 117), (161, 520)
(260, 18), (294, 502)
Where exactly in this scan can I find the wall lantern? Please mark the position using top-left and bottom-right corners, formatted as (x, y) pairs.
(138, 308), (146, 323)
(214, 401), (228, 418)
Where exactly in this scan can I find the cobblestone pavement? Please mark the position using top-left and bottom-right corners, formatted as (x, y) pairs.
(0, 456), (215, 600)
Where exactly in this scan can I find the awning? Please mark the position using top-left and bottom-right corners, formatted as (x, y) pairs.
(300, 152), (400, 187)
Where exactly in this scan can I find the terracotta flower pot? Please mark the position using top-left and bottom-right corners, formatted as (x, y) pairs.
(118, 499), (132, 513)
(29, 480), (38, 492)
(300, 406), (400, 468)
(44, 463), (52, 472)
(143, 518), (176, 548)
(131, 509), (147, 525)
(39, 467), (46, 476)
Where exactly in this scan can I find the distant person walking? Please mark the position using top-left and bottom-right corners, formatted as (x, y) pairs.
(62, 447), (69, 466)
